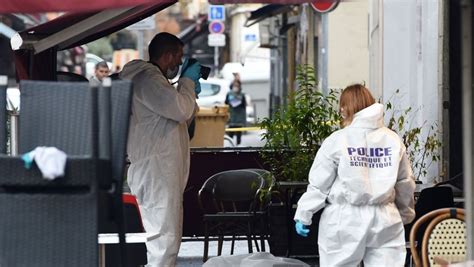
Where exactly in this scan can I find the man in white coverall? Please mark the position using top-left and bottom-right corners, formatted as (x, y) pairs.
(120, 32), (201, 266)
(294, 84), (416, 267)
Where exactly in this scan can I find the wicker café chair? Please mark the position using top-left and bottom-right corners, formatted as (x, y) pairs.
(0, 80), (132, 266)
(0, 81), (104, 266)
(409, 208), (466, 266)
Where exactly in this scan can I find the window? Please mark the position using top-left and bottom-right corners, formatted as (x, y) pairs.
(199, 83), (220, 97)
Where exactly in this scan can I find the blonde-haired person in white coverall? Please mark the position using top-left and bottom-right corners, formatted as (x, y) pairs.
(120, 32), (201, 266)
(294, 84), (416, 267)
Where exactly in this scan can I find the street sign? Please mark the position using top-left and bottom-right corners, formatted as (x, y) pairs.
(244, 34), (257, 42)
(311, 0), (340, 13)
(209, 21), (225, 34)
(208, 33), (226, 47)
(208, 5), (225, 21)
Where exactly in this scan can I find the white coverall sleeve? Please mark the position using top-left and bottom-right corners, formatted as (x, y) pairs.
(136, 69), (196, 123)
(394, 148), (416, 225)
(294, 141), (338, 225)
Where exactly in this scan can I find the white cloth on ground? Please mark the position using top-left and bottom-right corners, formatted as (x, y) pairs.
(203, 252), (310, 267)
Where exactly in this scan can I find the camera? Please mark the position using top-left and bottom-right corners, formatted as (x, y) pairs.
(182, 58), (211, 80)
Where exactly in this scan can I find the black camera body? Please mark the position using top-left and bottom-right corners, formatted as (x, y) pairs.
(182, 58), (211, 80)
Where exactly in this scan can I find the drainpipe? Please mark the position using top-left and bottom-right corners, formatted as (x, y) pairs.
(460, 0), (473, 260)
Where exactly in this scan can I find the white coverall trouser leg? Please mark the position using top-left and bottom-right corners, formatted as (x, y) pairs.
(318, 203), (406, 267)
(128, 158), (186, 267)
(140, 204), (183, 267)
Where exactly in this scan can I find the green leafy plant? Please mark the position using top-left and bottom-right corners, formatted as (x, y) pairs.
(385, 90), (442, 181)
(259, 65), (340, 182)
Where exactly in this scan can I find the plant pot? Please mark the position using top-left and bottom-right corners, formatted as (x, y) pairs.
(267, 202), (321, 258)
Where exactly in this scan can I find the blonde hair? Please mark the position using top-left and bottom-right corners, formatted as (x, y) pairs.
(339, 84), (375, 127)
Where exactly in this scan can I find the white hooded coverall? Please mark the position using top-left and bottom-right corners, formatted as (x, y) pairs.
(120, 60), (196, 266)
(294, 103), (416, 267)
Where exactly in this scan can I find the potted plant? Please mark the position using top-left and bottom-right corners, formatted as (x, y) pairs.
(260, 65), (340, 183)
(259, 64), (340, 257)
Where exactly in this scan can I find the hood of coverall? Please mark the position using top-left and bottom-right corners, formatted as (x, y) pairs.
(348, 103), (384, 129)
(120, 59), (158, 80)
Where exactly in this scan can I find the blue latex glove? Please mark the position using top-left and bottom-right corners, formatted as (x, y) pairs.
(181, 58), (201, 81)
(21, 152), (33, 169)
(295, 221), (310, 237)
(194, 80), (201, 97)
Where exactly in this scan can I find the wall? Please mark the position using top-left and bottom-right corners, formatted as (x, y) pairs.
(379, 0), (440, 182)
(327, 0), (369, 90)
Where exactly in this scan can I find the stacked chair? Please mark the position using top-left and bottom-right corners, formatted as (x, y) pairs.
(0, 79), (132, 266)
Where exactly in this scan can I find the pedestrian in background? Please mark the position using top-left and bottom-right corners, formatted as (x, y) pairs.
(225, 78), (247, 145)
(294, 84), (416, 266)
(89, 61), (110, 87)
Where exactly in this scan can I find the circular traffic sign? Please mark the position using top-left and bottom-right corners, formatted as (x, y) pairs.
(311, 0), (340, 13)
(209, 20), (225, 34)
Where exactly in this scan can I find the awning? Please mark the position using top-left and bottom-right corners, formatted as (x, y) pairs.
(13, 0), (176, 80)
(14, 0), (176, 53)
(245, 4), (293, 27)
(177, 15), (208, 44)
(0, 0), (165, 13)
(209, 0), (310, 4)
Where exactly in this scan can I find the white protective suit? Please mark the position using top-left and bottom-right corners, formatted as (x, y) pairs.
(294, 103), (416, 267)
(120, 60), (196, 266)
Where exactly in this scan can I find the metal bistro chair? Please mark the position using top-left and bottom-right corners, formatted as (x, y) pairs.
(409, 208), (466, 267)
(240, 168), (276, 252)
(198, 169), (266, 262)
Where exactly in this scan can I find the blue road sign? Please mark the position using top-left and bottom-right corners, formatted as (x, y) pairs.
(245, 34), (257, 42)
(209, 21), (225, 34)
(209, 5), (225, 21)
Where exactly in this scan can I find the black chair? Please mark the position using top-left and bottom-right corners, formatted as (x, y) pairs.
(198, 169), (266, 262)
(414, 187), (454, 219)
(0, 76), (7, 154)
(56, 71), (89, 82)
(0, 81), (107, 266)
(19, 81), (99, 156)
(0, 80), (133, 266)
(435, 172), (464, 201)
